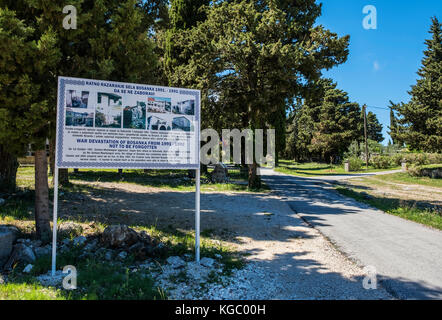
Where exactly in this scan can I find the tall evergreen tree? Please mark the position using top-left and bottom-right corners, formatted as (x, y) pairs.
(308, 79), (361, 162)
(163, 0), (209, 86)
(366, 111), (384, 143)
(388, 101), (399, 145)
(392, 17), (442, 152)
(0, 0), (163, 240)
(170, 0), (350, 187)
(0, 5), (61, 240)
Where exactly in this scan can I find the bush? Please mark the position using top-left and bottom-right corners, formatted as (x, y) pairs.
(391, 154), (404, 166)
(408, 165), (423, 177)
(348, 157), (364, 171)
(371, 155), (393, 169)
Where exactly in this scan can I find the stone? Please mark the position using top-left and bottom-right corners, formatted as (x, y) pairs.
(101, 225), (139, 248)
(200, 257), (216, 268)
(34, 245), (52, 258)
(31, 240), (42, 248)
(128, 242), (147, 260)
(58, 222), (83, 239)
(23, 264), (33, 273)
(37, 271), (65, 287)
(152, 242), (168, 258)
(4, 243), (36, 270)
(0, 198), (5, 206)
(214, 254), (223, 260)
(0, 225), (18, 268)
(104, 250), (113, 261)
(167, 256), (186, 269)
(186, 261), (210, 282)
(117, 251), (128, 260)
(211, 163), (229, 183)
(72, 236), (87, 246)
(83, 241), (97, 252)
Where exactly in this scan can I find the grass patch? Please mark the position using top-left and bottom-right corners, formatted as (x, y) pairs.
(15, 166), (269, 193)
(275, 160), (400, 177)
(368, 172), (442, 189)
(1, 215), (243, 300)
(335, 186), (442, 230)
(5, 253), (164, 300)
(0, 282), (66, 300)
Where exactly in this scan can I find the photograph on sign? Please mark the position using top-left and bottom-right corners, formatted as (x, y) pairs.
(56, 77), (200, 170)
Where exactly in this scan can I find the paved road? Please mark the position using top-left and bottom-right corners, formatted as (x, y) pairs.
(261, 168), (442, 299)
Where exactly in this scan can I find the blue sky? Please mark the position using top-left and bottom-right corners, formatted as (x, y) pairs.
(316, 0), (441, 144)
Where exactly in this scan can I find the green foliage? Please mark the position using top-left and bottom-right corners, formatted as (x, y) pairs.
(366, 111), (384, 143)
(348, 157), (364, 171)
(169, 0), (349, 140)
(307, 79), (362, 161)
(0, 6), (60, 153)
(391, 17), (442, 152)
(336, 186), (442, 230)
(371, 155), (393, 169)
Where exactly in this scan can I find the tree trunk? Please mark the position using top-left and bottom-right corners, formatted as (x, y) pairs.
(0, 145), (19, 193)
(49, 138), (55, 176)
(34, 149), (51, 242)
(59, 168), (69, 186)
(248, 162), (261, 189)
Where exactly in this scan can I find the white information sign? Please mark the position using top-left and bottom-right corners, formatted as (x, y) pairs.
(56, 77), (200, 169)
(51, 77), (201, 276)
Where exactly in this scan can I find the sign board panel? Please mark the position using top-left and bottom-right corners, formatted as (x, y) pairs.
(56, 77), (200, 169)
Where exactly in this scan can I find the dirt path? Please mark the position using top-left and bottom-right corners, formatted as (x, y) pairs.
(63, 180), (391, 299)
(340, 177), (442, 210)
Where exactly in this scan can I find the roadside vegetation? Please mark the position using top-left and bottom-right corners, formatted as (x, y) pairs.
(275, 160), (400, 177)
(1, 166), (245, 300)
(334, 172), (442, 230)
(15, 166), (269, 193)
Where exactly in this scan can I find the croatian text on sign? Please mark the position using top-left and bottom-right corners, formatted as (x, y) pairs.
(56, 77), (200, 169)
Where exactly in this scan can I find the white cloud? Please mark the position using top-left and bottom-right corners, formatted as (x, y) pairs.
(373, 60), (380, 71)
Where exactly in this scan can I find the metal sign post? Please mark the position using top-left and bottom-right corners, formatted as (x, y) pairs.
(195, 168), (201, 263)
(51, 167), (59, 276)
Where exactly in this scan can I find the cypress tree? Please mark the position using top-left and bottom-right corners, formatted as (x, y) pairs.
(393, 17), (442, 152)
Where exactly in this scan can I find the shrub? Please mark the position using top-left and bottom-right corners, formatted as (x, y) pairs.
(408, 165), (422, 177)
(348, 157), (364, 171)
(391, 154), (404, 166)
(371, 155), (393, 169)
(427, 153), (442, 164)
(414, 153), (429, 166)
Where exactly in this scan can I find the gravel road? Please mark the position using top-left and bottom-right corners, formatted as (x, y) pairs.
(261, 168), (442, 299)
(66, 180), (392, 299)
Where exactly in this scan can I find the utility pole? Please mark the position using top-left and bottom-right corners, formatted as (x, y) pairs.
(363, 104), (369, 170)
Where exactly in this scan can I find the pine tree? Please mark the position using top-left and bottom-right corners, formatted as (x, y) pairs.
(163, 0), (209, 86)
(308, 79), (362, 162)
(0, 5), (61, 240)
(366, 111), (384, 143)
(0, 0), (163, 240)
(392, 17), (442, 152)
(169, 0), (350, 187)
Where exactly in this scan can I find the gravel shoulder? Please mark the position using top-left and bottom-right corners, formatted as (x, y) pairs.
(64, 180), (392, 299)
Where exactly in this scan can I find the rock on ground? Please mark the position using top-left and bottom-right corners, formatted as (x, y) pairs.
(4, 243), (36, 271)
(101, 225), (139, 248)
(58, 222), (83, 239)
(0, 225), (18, 268)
